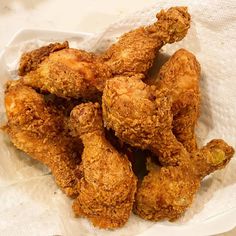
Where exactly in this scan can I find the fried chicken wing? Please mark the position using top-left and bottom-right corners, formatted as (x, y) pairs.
(102, 75), (189, 166)
(19, 7), (190, 99)
(69, 102), (137, 229)
(134, 139), (234, 221)
(152, 49), (201, 152)
(3, 81), (82, 197)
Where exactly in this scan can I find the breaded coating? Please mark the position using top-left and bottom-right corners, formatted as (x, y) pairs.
(134, 139), (234, 221)
(19, 41), (69, 76)
(102, 7), (191, 76)
(155, 49), (201, 152)
(69, 103), (137, 229)
(19, 7), (190, 99)
(134, 160), (199, 221)
(21, 47), (111, 99)
(3, 81), (82, 197)
(102, 75), (189, 166)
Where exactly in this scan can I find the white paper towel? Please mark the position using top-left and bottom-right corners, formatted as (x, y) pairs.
(0, 0), (236, 235)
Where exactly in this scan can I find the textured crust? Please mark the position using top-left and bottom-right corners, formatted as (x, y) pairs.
(134, 162), (200, 221)
(69, 103), (137, 229)
(102, 7), (191, 76)
(22, 48), (111, 99)
(102, 28), (161, 76)
(102, 75), (189, 166)
(18, 7), (190, 100)
(3, 81), (82, 198)
(147, 49), (201, 152)
(172, 90), (200, 152)
(19, 41), (69, 76)
(134, 140), (234, 221)
(102, 74), (235, 221)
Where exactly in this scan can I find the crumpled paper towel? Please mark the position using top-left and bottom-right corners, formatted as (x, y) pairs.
(0, 0), (236, 235)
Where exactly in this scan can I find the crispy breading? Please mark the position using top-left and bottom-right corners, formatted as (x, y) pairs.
(19, 41), (69, 76)
(134, 139), (234, 221)
(102, 7), (191, 76)
(69, 103), (137, 229)
(154, 49), (201, 152)
(102, 75), (189, 166)
(3, 81), (82, 197)
(19, 7), (190, 99)
(22, 48), (110, 99)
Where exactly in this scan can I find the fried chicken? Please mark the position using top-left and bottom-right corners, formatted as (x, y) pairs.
(102, 7), (191, 76)
(134, 139), (234, 221)
(4, 4), (234, 229)
(19, 7), (190, 99)
(3, 81), (82, 197)
(69, 102), (137, 229)
(102, 73), (235, 221)
(20, 46), (110, 99)
(102, 75), (189, 166)
(148, 49), (201, 152)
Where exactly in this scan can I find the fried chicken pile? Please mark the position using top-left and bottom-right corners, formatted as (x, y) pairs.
(2, 6), (234, 230)
(19, 7), (190, 99)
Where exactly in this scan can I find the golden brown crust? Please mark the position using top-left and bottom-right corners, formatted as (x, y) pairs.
(102, 73), (234, 221)
(102, 7), (190, 76)
(19, 41), (69, 76)
(102, 75), (189, 166)
(147, 49), (201, 152)
(134, 162), (200, 221)
(134, 140), (234, 221)
(102, 28), (160, 76)
(172, 90), (200, 152)
(155, 7), (191, 44)
(69, 102), (103, 136)
(21, 48), (111, 99)
(69, 103), (137, 229)
(18, 7), (190, 100)
(3, 81), (82, 197)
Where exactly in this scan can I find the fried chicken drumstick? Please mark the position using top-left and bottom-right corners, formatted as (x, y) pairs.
(102, 75), (189, 166)
(19, 42), (110, 99)
(134, 139), (234, 221)
(69, 103), (137, 229)
(3, 81), (82, 197)
(19, 7), (190, 99)
(102, 7), (191, 76)
(152, 49), (201, 152)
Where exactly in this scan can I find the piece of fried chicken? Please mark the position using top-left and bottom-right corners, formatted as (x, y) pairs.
(148, 49), (201, 152)
(19, 7), (190, 99)
(134, 139), (234, 221)
(101, 7), (191, 76)
(102, 75), (189, 166)
(69, 102), (137, 229)
(3, 81), (82, 198)
(19, 42), (109, 99)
